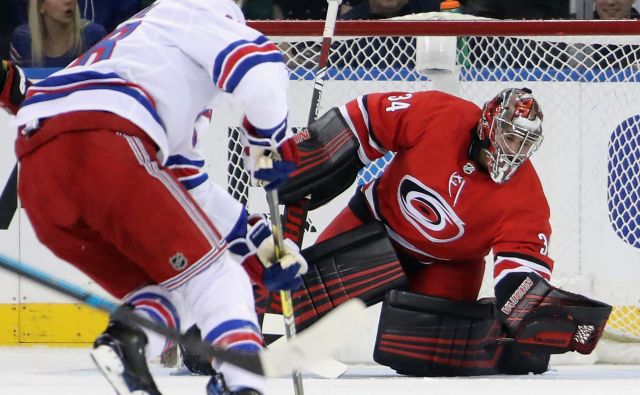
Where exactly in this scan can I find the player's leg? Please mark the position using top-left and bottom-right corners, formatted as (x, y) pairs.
(18, 114), (265, 394)
(401, 257), (485, 302)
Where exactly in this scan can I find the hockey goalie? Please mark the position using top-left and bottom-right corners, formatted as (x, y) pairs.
(273, 87), (612, 376)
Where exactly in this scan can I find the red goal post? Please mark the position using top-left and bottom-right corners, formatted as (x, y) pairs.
(203, 16), (640, 363)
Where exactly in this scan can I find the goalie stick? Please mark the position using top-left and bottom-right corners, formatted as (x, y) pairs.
(0, 253), (365, 378)
(266, 189), (305, 393)
(278, 0), (349, 380)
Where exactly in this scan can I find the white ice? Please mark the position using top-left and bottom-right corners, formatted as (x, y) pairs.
(2, 346), (640, 395)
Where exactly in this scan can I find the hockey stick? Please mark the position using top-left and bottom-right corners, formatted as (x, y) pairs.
(0, 164), (18, 229)
(0, 253), (365, 378)
(279, 0), (348, 379)
(266, 189), (304, 394)
(284, 0), (342, 247)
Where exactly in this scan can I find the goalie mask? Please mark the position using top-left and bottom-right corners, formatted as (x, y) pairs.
(476, 88), (544, 184)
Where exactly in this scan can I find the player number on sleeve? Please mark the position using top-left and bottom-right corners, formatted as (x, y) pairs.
(538, 233), (549, 255)
(385, 93), (413, 112)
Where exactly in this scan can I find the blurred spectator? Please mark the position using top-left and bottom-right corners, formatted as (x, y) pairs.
(339, 0), (441, 20)
(340, 0), (366, 15)
(594, 0), (640, 19)
(242, 0), (278, 19)
(461, 0), (569, 19)
(0, 2), (24, 58)
(10, 0), (106, 67)
(274, 0), (329, 19)
(77, 0), (140, 32)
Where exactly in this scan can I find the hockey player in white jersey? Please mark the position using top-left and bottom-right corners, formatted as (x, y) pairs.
(14, 1), (307, 395)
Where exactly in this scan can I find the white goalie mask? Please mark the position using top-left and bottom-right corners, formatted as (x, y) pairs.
(477, 88), (544, 184)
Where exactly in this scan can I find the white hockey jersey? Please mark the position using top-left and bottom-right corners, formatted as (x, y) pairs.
(15, 0), (290, 241)
(16, 0), (290, 163)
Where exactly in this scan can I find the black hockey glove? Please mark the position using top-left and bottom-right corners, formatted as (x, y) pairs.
(495, 273), (611, 355)
(0, 60), (27, 114)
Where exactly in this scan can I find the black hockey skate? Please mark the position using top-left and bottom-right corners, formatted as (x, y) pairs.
(90, 306), (161, 395)
(206, 372), (262, 395)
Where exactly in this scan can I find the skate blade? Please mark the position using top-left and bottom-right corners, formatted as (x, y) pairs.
(91, 345), (151, 395)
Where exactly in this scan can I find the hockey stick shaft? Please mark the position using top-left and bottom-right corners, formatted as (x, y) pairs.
(307, 0), (343, 126)
(0, 253), (266, 375)
(279, 0), (348, 380)
(285, 0), (342, 247)
(0, 164), (18, 230)
(266, 189), (304, 395)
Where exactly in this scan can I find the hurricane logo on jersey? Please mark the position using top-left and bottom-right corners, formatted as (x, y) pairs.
(398, 176), (465, 243)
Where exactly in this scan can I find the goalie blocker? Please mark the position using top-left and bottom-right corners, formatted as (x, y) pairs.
(277, 107), (362, 210)
(374, 274), (611, 376)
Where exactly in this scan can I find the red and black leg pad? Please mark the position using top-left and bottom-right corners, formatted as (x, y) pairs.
(373, 290), (512, 376)
(277, 107), (362, 210)
(497, 273), (612, 356)
(279, 221), (406, 332)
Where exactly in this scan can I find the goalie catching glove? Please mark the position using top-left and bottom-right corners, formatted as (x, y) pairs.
(234, 214), (308, 291)
(241, 117), (299, 190)
(0, 60), (27, 114)
(495, 273), (611, 355)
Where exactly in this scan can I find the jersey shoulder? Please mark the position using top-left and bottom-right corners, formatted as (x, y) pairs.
(502, 162), (550, 215)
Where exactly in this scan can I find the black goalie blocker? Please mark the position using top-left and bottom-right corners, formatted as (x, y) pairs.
(374, 274), (611, 377)
(277, 107), (362, 210)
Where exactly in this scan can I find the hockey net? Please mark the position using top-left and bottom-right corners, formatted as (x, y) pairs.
(202, 15), (640, 364)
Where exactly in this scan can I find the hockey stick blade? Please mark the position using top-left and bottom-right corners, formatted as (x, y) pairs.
(0, 253), (364, 377)
(259, 298), (365, 378)
(267, 319), (349, 378)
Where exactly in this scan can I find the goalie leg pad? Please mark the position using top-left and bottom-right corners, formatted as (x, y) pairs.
(286, 221), (406, 332)
(374, 290), (507, 376)
(277, 107), (361, 209)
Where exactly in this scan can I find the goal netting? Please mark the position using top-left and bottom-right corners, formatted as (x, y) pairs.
(199, 15), (640, 364)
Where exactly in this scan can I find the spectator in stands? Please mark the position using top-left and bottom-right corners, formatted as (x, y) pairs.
(273, 0), (329, 19)
(241, 0), (278, 19)
(10, 0), (106, 67)
(460, 0), (570, 19)
(77, 0), (140, 33)
(0, 2), (23, 59)
(340, 0), (366, 15)
(594, 0), (640, 19)
(339, 0), (440, 19)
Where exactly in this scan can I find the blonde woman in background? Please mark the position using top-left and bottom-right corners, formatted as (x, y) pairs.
(10, 0), (106, 67)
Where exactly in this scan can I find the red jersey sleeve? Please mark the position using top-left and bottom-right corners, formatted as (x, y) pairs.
(338, 91), (479, 165)
(492, 164), (554, 285)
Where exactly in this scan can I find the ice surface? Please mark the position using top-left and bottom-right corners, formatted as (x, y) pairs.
(2, 346), (640, 395)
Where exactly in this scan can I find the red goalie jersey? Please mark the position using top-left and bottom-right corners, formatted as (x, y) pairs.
(321, 90), (553, 302)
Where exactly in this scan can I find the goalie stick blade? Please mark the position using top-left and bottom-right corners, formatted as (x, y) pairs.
(259, 299), (366, 378)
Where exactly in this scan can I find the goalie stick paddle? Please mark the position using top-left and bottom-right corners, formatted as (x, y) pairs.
(0, 253), (366, 378)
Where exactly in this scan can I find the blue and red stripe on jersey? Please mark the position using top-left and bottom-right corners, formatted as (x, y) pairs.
(22, 71), (162, 127)
(204, 319), (263, 353)
(165, 154), (208, 191)
(213, 35), (284, 94)
(128, 292), (181, 331)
